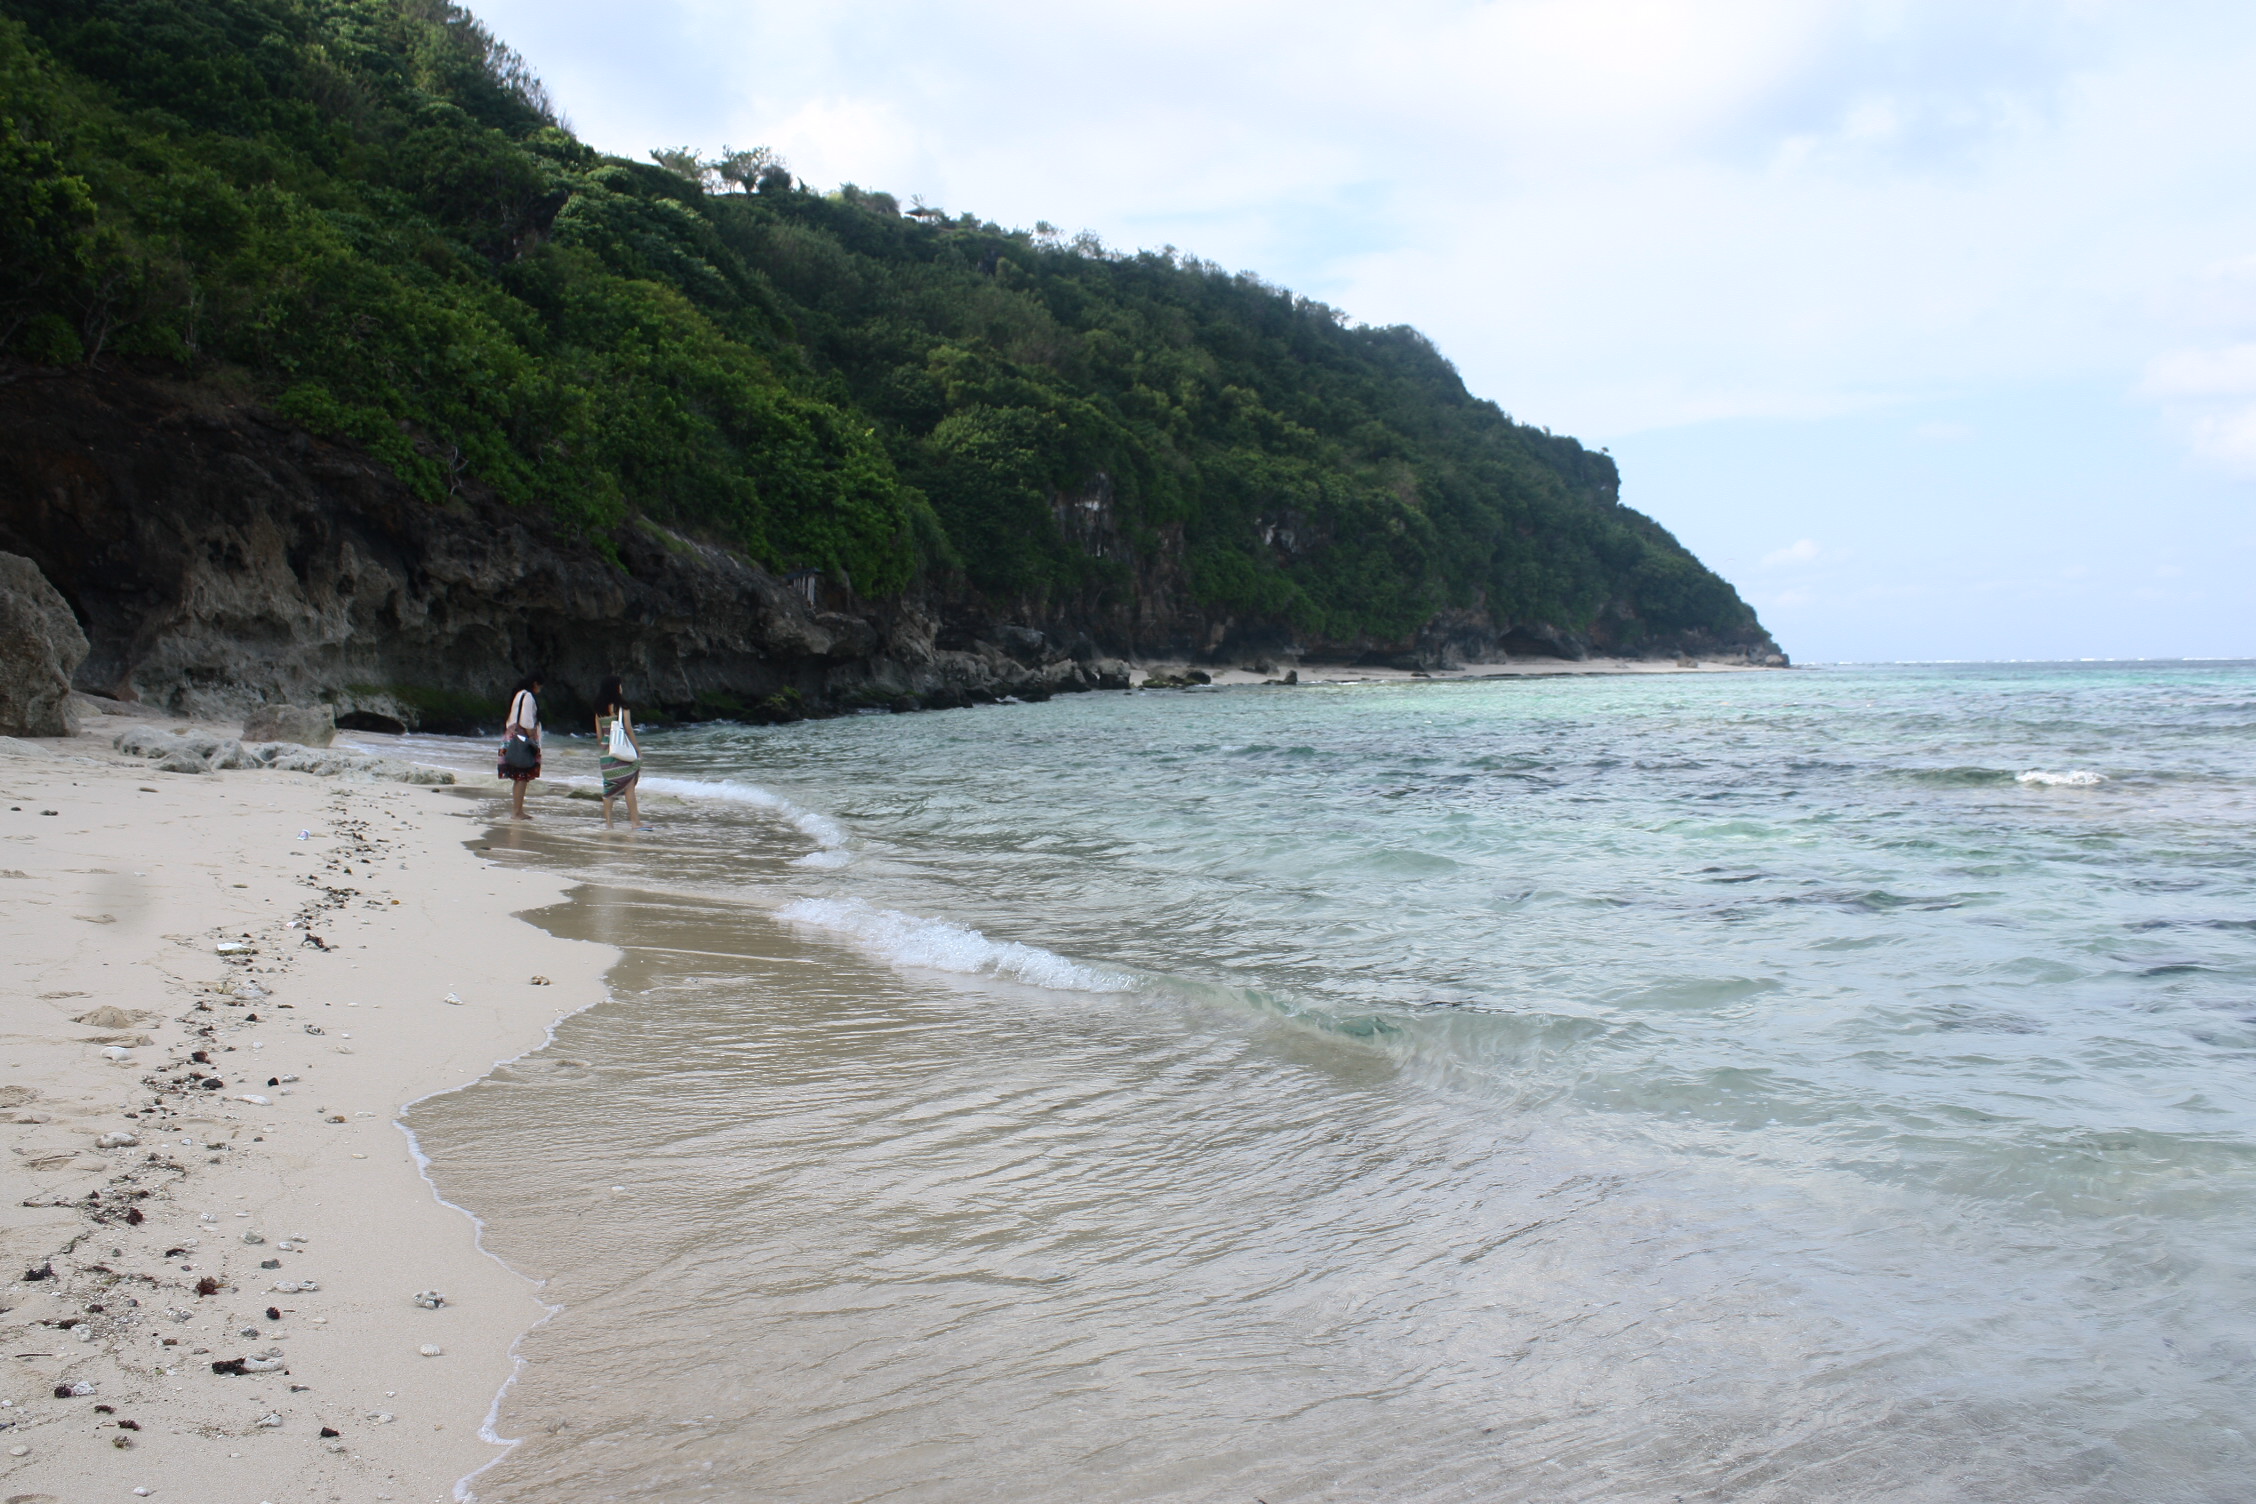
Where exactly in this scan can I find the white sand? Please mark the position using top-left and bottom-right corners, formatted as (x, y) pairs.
(0, 717), (611, 1501)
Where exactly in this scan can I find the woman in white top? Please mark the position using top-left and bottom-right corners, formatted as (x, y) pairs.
(496, 673), (543, 819)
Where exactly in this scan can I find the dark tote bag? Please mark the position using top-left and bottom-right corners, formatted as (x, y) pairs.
(502, 687), (540, 769)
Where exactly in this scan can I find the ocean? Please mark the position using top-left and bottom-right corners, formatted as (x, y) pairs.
(398, 661), (2256, 1502)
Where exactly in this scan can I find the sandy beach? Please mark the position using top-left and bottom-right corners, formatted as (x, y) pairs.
(0, 709), (611, 1504)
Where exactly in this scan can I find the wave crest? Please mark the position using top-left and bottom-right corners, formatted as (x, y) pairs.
(2015, 769), (2108, 787)
(778, 898), (1136, 993)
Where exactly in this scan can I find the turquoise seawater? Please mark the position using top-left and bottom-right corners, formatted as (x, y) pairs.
(404, 661), (2256, 1502)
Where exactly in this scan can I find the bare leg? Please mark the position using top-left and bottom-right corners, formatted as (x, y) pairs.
(626, 784), (642, 828)
(601, 794), (615, 829)
(511, 778), (527, 819)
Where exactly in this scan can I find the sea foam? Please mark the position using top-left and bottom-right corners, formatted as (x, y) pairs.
(2015, 769), (2108, 787)
(777, 897), (1136, 993)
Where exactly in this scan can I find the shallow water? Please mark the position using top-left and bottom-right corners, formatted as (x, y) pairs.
(405, 662), (2256, 1502)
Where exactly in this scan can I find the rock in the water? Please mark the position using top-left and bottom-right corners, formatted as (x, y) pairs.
(240, 703), (336, 747)
(0, 553), (89, 737)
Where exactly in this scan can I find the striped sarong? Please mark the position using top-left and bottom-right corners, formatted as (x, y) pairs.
(597, 713), (640, 799)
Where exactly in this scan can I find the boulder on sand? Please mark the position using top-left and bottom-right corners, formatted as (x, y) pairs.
(0, 553), (89, 737)
(241, 703), (337, 748)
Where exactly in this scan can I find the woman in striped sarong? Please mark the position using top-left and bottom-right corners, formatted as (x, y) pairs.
(593, 676), (648, 830)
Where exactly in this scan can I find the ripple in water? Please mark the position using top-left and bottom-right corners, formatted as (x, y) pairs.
(409, 661), (2256, 1502)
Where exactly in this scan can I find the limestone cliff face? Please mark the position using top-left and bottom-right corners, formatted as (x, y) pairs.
(0, 362), (1125, 728)
(0, 362), (1778, 729)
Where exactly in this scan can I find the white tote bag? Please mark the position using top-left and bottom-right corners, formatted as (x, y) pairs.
(607, 711), (638, 761)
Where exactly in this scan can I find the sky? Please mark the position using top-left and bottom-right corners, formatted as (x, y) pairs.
(465, 0), (2256, 661)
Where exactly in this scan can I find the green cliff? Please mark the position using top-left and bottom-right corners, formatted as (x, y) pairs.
(0, 0), (1778, 670)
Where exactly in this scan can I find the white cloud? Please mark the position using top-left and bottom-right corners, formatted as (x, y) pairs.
(2142, 343), (2256, 398)
(1761, 539), (1827, 567)
(2140, 343), (2256, 474)
(2182, 405), (2256, 473)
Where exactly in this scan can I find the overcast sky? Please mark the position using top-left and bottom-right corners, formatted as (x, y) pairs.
(469, 0), (2256, 661)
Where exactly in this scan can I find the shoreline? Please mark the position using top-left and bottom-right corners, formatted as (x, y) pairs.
(1128, 655), (1783, 688)
(0, 714), (611, 1502)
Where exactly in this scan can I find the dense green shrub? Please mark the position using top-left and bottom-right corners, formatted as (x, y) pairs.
(0, 0), (1765, 645)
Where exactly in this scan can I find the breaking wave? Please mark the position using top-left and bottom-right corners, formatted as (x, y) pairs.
(777, 897), (1137, 994)
(2015, 769), (2108, 787)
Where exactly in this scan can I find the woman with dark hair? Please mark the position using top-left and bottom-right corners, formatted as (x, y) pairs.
(594, 675), (647, 830)
(497, 673), (543, 819)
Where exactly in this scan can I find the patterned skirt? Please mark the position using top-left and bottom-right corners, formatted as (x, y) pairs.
(496, 742), (541, 782)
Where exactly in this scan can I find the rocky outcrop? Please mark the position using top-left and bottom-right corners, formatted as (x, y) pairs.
(0, 362), (1779, 729)
(0, 550), (89, 736)
(111, 727), (454, 784)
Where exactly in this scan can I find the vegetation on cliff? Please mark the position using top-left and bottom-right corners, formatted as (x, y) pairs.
(0, 0), (1767, 651)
